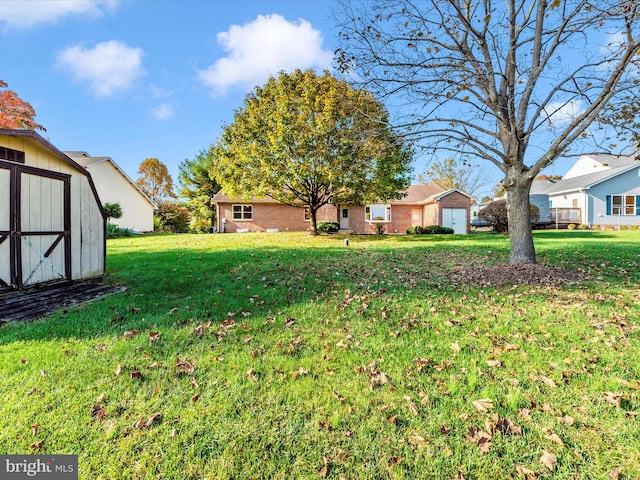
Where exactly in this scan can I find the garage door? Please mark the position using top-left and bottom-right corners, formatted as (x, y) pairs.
(442, 208), (467, 234)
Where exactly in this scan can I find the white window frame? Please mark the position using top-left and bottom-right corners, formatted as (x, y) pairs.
(303, 206), (311, 222)
(365, 204), (392, 222)
(232, 204), (253, 221)
(611, 195), (637, 216)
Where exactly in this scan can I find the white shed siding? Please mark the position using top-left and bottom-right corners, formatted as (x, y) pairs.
(0, 130), (105, 289)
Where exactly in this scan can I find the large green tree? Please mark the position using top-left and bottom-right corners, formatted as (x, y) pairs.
(336, 0), (640, 263)
(210, 69), (413, 235)
(178, 150), (221, 231)
(136, 158), (175, 205)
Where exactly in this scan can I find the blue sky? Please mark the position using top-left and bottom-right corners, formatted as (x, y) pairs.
(3, 0), (612, 200)
(1, 0), (344, 192)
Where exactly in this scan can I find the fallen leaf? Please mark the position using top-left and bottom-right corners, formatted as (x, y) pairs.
(29, 440), (44, 450)
(115, 363), (124, 376)
(609, 468), (620, 480)
(31, 423), (39, 436)
(89, 404), (106, 419)
(191, 392), (200, 402)
(515, 465), (538, 479)
(496, 417), (522, 436)
(145, 412), (162, 427)
(96, 393), (106, 404)
(603, 391), (623, 408)
(518, 408), (532, 421)
(123, 329), (141, 339)
(39, 369), (49, 377)
(486, 359), (502, 367)
(450, 341), (461, 354)
(148, 331), (160, 343)
(190, 377), (199, 390)
(134, 417), (146, 429)
(453, 470), (466, 480)
(21, 358), (28, 364)
(245, 368), (259, 382)
(403, 395), (419, 415)
(472, 398), (494, 413)
(467, 426), (492, 453)
(544, 429), (564, 446)
(174, 357), (195, 376)
(409, 433), (428, 449)
(318, 456), (328, 477)
(291, 367), (309, 378)
(540, 450), (557, 471)
(540, 375), (557, 388)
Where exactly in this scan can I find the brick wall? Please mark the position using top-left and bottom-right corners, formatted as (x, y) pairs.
(217, 202), (337, 233)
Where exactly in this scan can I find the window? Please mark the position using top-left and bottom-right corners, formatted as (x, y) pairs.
(232, 204), (252, 221)
(304, 207), (310, 222)
(606, 195), (640, 216)
(342, 208), (349, 219)
(365, 205), (391, 222)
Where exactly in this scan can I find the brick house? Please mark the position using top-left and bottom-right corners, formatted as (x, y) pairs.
(213, 184), (473, 234)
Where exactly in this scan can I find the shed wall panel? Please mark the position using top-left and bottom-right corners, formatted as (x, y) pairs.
(0, 168), (9, 230)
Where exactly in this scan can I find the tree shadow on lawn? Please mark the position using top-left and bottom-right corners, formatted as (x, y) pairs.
(0, 232), (623, 344)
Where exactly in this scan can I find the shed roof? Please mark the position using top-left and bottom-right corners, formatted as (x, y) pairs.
(0, 128), (89, 177)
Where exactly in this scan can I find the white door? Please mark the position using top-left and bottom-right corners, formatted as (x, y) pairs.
(442, 208), (467, 234)
(339, 206), (350, 230)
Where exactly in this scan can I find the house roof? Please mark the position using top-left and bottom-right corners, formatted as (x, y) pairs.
(0, 128), (89, 177)
(213, 183), (473, 205)
(531, 161), (640, 195)
(64, 151), (156, 208)
(582, 153), (637, 169)
(392, 183), (444, 203)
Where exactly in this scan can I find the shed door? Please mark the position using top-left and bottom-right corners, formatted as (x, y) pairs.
(0, 160), (71, 290)
(442, 208), (467, 234)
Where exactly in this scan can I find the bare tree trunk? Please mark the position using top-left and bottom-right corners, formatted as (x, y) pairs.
(506, 179), (536, 264)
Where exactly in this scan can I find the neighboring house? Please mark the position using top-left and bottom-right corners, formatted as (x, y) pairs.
(65, 151), (156, 232)
(0, 129), (105, 290)
(531, 154), (640, 227)
(213, 184), (473, 234)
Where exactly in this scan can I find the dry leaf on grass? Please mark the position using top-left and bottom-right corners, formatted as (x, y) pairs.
(539, 450), (557, 471)
(472, 398), (494, 413)
(467, 426), (492, 454)
(603, 391), (623, 408)
(515, 465), (538, 479)
(544, 429), (564, 446)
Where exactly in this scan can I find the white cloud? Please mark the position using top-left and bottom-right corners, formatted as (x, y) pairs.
(57, 40), (145, 97)
(149, 103), (174, 120)
(0, 0), (118, 29)
(544, 99), (586, 128)
(198, 14), (333, 97)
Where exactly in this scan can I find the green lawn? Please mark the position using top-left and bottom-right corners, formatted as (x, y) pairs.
(1, 231), (639, 479)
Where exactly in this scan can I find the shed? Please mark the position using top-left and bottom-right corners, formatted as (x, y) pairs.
(0, 129), (105, 290)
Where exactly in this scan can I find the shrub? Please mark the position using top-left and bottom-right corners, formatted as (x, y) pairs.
(406, 225), (454, 234)
(577, 224), (589, 230)
(567, 223), (577, 230)
(371, 223), (386, 235)
(317, 221), (340, 234)
(423, 225), (454, 234)
(106, 223), (132, 238)
(190, 218), (213, 234)
(156, 201), (191, 233)
(478, 199), (540, 233)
